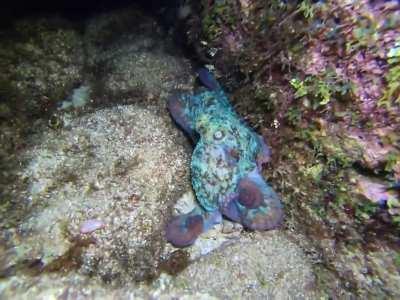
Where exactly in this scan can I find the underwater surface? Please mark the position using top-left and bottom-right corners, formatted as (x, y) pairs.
(0, 0), (399, 299)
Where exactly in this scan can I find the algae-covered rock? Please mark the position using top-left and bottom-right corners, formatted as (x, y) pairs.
(305, 122), (400, 174)
(181, 1), (400, 298)
(346, 127), (400, 172)
(0, 18), (84, 116)
(84, 8), (193, 100)
(0, 7), (197, 295)
(330, 241), (400, 298)
(355, 176), (396, 206)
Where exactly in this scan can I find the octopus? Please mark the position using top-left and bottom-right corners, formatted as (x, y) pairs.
(166, 68), (284, 247)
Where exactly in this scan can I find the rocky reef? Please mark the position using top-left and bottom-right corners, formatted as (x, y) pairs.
(180, 0), (400, 297)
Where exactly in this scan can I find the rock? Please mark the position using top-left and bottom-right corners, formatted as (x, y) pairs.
(84, 8), (194, 100)
(0, 18), (84, 116)
(307, 123), (400, 174)
(355, 175), (397, 208)
(331, 241), (400, 298)
(346, 127), (400, 171)
(173, 231), (319, 299)
(1, 104), (191, 283)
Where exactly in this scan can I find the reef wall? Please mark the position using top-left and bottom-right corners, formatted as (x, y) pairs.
(181, 0), (400, 297)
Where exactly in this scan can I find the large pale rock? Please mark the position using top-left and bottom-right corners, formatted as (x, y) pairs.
(173, 231), (319, 299)
(1, 105), (191, 283)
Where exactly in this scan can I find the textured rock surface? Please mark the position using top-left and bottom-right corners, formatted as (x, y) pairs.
(173, 231), (318, 299)
(84, 9), (193, 100)
(0, 18), (84, 116)
(1, 105), (191, 284)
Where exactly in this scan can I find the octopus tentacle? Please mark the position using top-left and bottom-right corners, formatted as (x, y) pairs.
(167, 93), (199, 143)
(165, 206), (222, 247)
(221, 169), (284, 231)
(256, 134), (272, 170)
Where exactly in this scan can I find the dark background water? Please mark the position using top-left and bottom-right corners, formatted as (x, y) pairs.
(0, 0), (180, 27)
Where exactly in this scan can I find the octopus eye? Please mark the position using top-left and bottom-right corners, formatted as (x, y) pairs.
(213, 130), (225, 140)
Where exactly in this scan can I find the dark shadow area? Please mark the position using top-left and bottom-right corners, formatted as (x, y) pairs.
(0, 0), (205, 65)
(0, 0), (183, 28)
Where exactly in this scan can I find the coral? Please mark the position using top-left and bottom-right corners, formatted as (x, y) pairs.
(166, 69), (283, 247)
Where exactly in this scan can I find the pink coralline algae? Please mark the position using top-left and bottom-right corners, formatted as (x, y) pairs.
(355, 176), (398, 212)
(347, 127), (398, 170)
(297, 0), (400, 122)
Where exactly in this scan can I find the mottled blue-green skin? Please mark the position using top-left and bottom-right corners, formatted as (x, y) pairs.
(166, 70), (283, 247)
(185, 89), (261, 210)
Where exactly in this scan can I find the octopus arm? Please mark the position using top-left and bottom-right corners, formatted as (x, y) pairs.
(167, 93), (199, 143)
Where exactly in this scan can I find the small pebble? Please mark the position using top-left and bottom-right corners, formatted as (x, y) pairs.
(80, 219), (105, 234)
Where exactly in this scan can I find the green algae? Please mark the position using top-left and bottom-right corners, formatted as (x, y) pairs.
(382, 40), (400, 101)
(302, 163), (324, 183)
